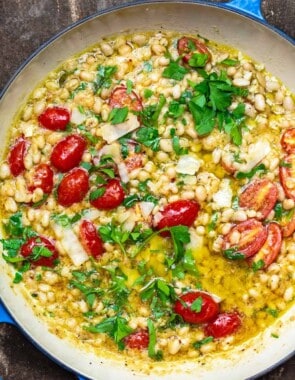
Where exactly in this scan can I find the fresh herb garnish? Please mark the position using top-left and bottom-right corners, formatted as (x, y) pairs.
(144, 89), (154, 99)
(223, 248), (245, 260)
(147, 319), (163, 360)
(265, 307), (279, 318)
(252, 259), (265, 272)
(126, 79), (133, 94)
(136, 127), (160, 151)
(236, 163), (267, 179)
(85, 315), (133, 350)
(170, 128), (188, 155)
(51, 212), (82, 227)
(93, 65), (117, 93)
(190, 296), (203, 312)
(193, 336), (214, 349)
(221, 58), (239, 66)
(188, 53), (208, 68)
(108, 106), (129, 125)
(162, 61), (189, 80)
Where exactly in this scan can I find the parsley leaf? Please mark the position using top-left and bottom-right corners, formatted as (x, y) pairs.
(170, 128), (188, 155)
(193, 336), (214, 349)
(188, 53), (208, 68)
(190, 296), (203, 312)
(85, 315), (133, 350)
(223, 248), (245, 260)
(252, 259), (265, 272)
(93, 65), (117, 93)
(136, 127), (160, 151)
(51, 213), (82, 227)
(265, 307), (279, 318)
(108, 106), (128, 125)
(236, 163), (267, 179)
(147, 319), (163, 360)
(221, 58), (239, 66)
(162, 61), (189, 80)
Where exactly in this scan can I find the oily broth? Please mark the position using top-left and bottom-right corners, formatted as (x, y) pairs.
(0, 30), (294, 368)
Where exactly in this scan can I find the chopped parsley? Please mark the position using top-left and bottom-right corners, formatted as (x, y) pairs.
(223, 248), (245, 260)
(162, 61), (189, 80)
(108, 106), (129, 125)
(236, 163), (267, 179)
(93, 65), (117, 93)
(193, 336), (214, 349)
(252, 259), (265, 272)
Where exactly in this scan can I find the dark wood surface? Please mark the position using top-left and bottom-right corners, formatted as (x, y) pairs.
(0, 1), (294, 379)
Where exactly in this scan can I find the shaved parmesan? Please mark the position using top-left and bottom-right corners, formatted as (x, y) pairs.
(213, 179), (233, 209)
(71, 107), (86, 125)
(176, 155), (202, 175)
(82, 209), (101, 221)
(94, 142), (122, 165)
(139, 201), (155, 219)
(236, 140), (271, 173)
(117, 162), (129, 183)
(100, 114), (140, 144)
(52, 224), (88, 266)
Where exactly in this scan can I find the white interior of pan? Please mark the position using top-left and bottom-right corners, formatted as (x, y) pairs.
(0, 2), (294, 379)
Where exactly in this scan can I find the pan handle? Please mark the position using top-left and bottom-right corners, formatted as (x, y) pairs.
(222, 0), (263, 20)
(0, 300), (15, 324)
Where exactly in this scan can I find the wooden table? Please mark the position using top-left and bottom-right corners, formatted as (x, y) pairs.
(0, 1), (294, 379)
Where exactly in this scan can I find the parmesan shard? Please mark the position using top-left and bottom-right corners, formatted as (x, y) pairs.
(70, 107), (87, 125)
(213, 179), (233, 209)
(176, 155), (202, 175)
(236, 140), (271, 173)
(52, 223), (88, 266)
(100, 114), (140, 144)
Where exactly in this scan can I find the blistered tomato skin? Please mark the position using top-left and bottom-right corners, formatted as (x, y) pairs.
(79, 220), (104, 259)
(174, 292), (219, 324)
(125, 153), (143, 172)
(20, 236), (58, 267)
(223, 219), (267, 258)
(177, 36), (210, 64)
(38, 107), (70, 131)
(205, 312), (241, 339)
(248, 222), (282, 269)
(50, 134), (86, 172)
(109, 86), (143, 112)
(57, 168), (89, 207)
(239, 179), (278, 220)
(154, 200), (199, 231)
(279, 154), (295, 200)
(90, 179), (125, 210)
(8, 137), (29, 177)
(28, 163), (54, 194)
(281, 128), (295, 153)
(124, 330), (149, 349)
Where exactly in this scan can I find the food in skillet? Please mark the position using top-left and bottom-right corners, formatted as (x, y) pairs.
(0, 31), (294, 364)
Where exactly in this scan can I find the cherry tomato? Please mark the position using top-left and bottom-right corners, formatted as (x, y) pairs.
(280, 210), (295, 237)
(90, 179), (125, 210)
(205, 312), (241, 339)
(223, 219), (267, 258)
(125, 153), (143, 172)
(239, 179), (278, 220)
(281, 128), (295, 153)
(28, 163), (54, 194)
(38, 106), (70, 131)
(177, 36), (210, 64)
(79, 220), (104, 259)
(109, 86), (143, 111)
(8, 136), (29, 177)
(153, 200), (199, 232)
(248, 222), (282, 269)
(124, 329), (149, 349)
(57, 167), (89, 207)
(50, 134), (86, 172)
(279, 154), (295, 200)
(174, 292), (219, 324)
(20, 236), (58, 267)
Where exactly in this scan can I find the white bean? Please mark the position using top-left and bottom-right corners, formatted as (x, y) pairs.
(254, 94), (266, 111)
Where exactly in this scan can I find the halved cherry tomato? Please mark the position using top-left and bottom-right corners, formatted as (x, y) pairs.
(281, 128), (295, 153)
(280, 154), (295, 200)
(280, 209), (295, 237)
(50, 134), (86, 172)
(8, 136), (29, 177)
(125, 153), (143, 172)
(90, 179), (125, 210)
(57, 167), (89, 207)
(124, 329), (149, 349)
(248, 222), (282, 269)
(239, 179), (278, 220)
(153, 200), (199, 231)
(174, 292), (219, 324)
(20, 236), (58, 267)
(109, 86), (143, 111)
(38, 106), (70, 131)
(222, 219), (267, 258)
(177, 36), (210, 64)
(28, 163), (54, 194)
(205, 312), (241, 338)
(79, 220), (104, 259)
